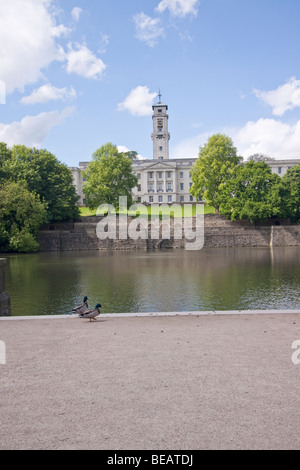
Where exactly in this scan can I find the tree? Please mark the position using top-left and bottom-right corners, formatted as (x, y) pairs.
(125, 150), (139, 161)
(82, 143), (138, 211)
(3, 145), (79, 222)
(218, 161), (284, 223)
(247, 153), (272, 162)
(190, 134), (242, 213)
(0, 142), (12, 182)
(0, 181), (47, 252)
(281, 164), (300, 221)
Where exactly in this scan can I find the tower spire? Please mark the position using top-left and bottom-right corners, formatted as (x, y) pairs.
(158, 89), (162, 103)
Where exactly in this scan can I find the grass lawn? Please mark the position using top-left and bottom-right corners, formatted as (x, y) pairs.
(79, 204), (215, 218)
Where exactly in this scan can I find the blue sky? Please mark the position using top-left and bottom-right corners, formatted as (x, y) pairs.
(1, 0), (300, 166)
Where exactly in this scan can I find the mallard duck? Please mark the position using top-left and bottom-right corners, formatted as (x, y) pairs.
(79, 304), (102, 321)
(71, 296), (89, 314)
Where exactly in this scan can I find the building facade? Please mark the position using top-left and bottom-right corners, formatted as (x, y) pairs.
(69, 95), (300, 206)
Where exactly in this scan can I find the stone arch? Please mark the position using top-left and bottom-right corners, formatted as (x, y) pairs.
(159, 239), (174, 249)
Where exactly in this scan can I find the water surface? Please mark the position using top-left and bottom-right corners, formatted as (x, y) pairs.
(4, 247), (300, 316)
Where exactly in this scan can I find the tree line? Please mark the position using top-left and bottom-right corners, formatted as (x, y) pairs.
(0, 142), (137, 253)
(0, 143), (79, 252)
(1, 137), (299, 253)
(190, 134), (300, 223)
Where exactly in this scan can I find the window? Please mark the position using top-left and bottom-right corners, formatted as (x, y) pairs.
(158, 109), (162, 113)
(278, 167), (282, 174)
(138, 184), (141, 192)
(159, 157), (163, 161)
(189, 182), (193, 188)
(158, 184), (163, 192)
(148, 183), (154, 192)
(189, 172), (192, 178)
(167, 182), (172, 191)
(158, 196), (163, 203)
(180, 183), (184, 191)
(167, 172), (171, 178)
(159, 146), (163, 151)
(190, 196), (193, 202)
(137, 173), (141, 179)
(168, 195), (172, 203)
(180, 172), (184, 178)
(158, 172), (163, 179)
(149, 172), (153, 179)
(149, 196), (154, 203)
(180, 196), (184, 202)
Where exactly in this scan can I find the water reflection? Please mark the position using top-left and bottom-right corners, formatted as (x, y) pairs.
(4, 247), (300, 316)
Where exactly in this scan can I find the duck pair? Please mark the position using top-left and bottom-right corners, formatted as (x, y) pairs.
(71, 296), (102, 321)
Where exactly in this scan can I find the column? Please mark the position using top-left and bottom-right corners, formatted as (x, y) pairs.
(174, 169), (178, 203)
(0, 259), (11, 317)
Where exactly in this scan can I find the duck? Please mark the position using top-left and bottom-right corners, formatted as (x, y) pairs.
(71, 296), (89, 314)
(79, 304), (102, 322)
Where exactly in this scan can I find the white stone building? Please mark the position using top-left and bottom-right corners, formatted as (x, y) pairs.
(69, 94), (300, 206)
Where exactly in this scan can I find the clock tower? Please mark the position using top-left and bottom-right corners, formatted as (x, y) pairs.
(151, 91), (170, 160)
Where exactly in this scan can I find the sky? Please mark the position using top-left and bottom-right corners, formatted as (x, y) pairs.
(1, 0), (300, 167)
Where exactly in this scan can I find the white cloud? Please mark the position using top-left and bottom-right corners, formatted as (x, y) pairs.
(156, 0), (199, 17)
(133, 12), (165, 47)
(98, 33), (110, 54)
(118, 86), (158, 117)
(0, 80), (6, 104)
(66, 42), (106, 79)
(117, 145), (130, 153)
(254, 77), (300, 116)
(0, 0), (67, 94)
(71, 7), (82, 22)
(173, 119), (300, 160)
(117, 145), (144, 160)
(0, 1), (105, 94)
(232, 118), (300, 159)
(0, 107), (75, 148)
(21, 84), (76, 105)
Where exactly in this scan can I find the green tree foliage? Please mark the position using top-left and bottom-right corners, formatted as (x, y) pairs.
(218, 161), (285, 223)
(124, 150), (139, 161)
(190, 134), (241, 213)
(1, 145), (79, 222)
(247, 153), (272, 162)
(0, 142), (12, 181)
(281, 164), (300, 221)
(0, 181), (47, 252)
(83, 143), (138, 211)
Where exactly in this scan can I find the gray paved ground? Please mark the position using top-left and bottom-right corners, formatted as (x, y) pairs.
(0, 313), (299, 450)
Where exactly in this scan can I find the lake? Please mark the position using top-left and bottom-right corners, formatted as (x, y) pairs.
(3, 246), (300, 316)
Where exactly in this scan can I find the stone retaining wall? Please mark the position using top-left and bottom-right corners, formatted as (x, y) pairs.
(38, 215), (300, 251)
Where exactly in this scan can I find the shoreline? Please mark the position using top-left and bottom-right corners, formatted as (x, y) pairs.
(1, 309), (300, 320)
